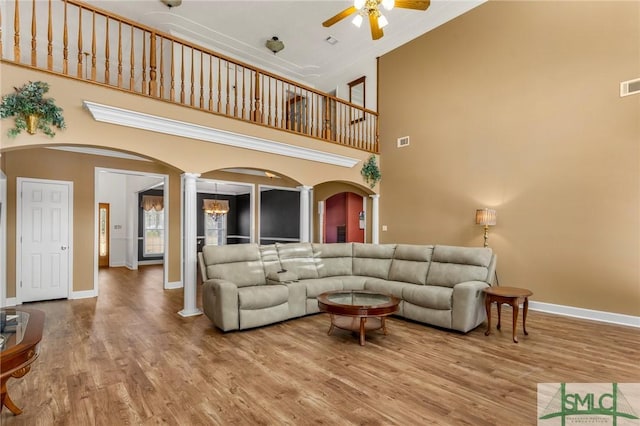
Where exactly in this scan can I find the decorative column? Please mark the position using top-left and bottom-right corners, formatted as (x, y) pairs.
(370, 194), (380, 244)
(317, 201), (325, 243)
(298, 186), (312, 243)
(179, 172), (202, 317)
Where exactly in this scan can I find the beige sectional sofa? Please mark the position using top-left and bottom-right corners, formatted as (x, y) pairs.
(198, 242), (497, 333)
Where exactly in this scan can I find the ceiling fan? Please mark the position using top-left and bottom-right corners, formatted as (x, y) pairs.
(322, 0), (431, 41)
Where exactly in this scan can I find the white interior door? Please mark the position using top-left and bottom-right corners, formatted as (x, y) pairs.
(20, 179), (72, 302)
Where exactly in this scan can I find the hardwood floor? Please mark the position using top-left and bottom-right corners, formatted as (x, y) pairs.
(2, 265), (639, 425)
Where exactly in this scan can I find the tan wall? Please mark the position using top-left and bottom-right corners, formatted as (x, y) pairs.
(2, 148), (182, 297)
(378, 1), (640, 315)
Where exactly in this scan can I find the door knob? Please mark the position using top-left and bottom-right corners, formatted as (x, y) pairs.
(61, 245), (68, 250)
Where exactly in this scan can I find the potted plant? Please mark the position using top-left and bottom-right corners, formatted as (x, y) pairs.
(0, 81), (66, 137)
(361, 155), (381, 188)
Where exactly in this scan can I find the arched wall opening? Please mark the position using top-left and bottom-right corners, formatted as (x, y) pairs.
(313, 181), (375, 244)
(0, 145), (183, 304)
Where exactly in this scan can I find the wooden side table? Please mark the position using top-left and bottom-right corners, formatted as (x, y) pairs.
(483, 286), (532, 343)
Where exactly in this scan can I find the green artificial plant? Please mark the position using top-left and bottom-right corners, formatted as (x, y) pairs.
(361, 155), (381, 188)
(0, 81), (66, 137)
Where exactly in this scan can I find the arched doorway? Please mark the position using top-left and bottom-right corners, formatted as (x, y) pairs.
(324, 192), (365, 243)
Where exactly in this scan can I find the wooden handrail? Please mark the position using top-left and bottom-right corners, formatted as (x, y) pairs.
(1, 0), (378, 153)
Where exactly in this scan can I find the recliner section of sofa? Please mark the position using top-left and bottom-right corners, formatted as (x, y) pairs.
(199, 242), (496, 333)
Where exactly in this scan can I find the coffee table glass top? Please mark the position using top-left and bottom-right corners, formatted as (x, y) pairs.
(0, 310), (30, 352)
(322, 291), (395, 308)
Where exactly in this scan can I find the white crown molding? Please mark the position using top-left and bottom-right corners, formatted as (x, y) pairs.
(48, 146), (151, 162)
(529, 301), (640, 328)
(82, 101), (360, 168)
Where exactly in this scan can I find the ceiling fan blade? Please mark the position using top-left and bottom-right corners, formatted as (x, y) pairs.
(369, 13), (384, 40)
(394, 0), (430, 11)
(322, 6), (358, 27)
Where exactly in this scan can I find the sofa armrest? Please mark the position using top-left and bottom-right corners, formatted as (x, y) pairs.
(197, 252), (208, 283)
(202, 279), (239, 332)
(451, 280), (489, 333)
(266, 270), (298, 284)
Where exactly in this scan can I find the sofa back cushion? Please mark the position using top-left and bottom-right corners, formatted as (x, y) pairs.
(312, 243), (353, 278)
(426, 245), (492, 288)
(388, 244), (433, 285)
(260, 244), (282, 277)
(352, 243), (396, 279)
(202, 244), (266, 287)
(276, 243), (319, 279)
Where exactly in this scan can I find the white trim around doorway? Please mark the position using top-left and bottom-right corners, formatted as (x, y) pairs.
(94, 168), (171, 295)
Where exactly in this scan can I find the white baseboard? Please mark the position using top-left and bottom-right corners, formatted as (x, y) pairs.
(109, 261), (126, 267)
(70, 289), (98, 300)
(165, 281), (183, 290)
(2, 297), (18, 307)
(528, 301), (640, 328)
(139, 260), (164, 266)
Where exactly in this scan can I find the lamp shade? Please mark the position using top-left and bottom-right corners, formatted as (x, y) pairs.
(475, 208), (496, 226)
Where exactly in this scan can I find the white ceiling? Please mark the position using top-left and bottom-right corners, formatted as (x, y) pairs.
(85, 0), (485, 91)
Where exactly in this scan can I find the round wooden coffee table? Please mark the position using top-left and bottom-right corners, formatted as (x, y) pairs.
(483, 286), (533, 343)
(317, 290), (400, 346)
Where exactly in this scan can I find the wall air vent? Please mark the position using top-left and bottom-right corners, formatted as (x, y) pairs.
(397, 136), (410, 148)
(620, 78), (640, 97)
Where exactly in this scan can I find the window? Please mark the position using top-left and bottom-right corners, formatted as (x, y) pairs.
(204, 213), (227, 246)
(144, 208), (164, 255)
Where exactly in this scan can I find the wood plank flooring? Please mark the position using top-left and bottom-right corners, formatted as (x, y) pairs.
(2, 265), (639, 425)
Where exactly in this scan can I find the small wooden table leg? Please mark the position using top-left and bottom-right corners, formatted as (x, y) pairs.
(359, 317), (366, 346)
(484, 294), (492, 336)
(381, 317), (388, 335)
(327, 314), (335, 335)
(511, 298), (519, 343)
(523, 297), (529, 336)
(496, 300), (502, 331)
(1, 379), (23, 415)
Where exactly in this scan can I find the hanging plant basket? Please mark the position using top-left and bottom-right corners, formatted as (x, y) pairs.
(0, 81), (66, 137)
(361, 155), (381, 188)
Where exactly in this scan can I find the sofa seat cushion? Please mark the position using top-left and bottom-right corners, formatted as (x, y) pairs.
(339, 275), (368, 290)
(238, 285), (288, 310)
(403, 285), (453, 310)
(276, 243), (319, 279)
(363, 278), (415, 300)
(303, 278), (343, 298)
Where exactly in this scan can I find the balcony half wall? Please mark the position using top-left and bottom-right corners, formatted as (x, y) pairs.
(1, 62), (377, 190)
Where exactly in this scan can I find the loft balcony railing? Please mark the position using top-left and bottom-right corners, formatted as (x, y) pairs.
(0, 0), (379, 153)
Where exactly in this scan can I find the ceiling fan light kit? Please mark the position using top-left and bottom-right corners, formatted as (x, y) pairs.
(323, 0), (431, 40)
(160, 0), (182, 8)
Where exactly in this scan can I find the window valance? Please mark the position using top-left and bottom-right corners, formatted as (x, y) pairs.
(141, 195), (164, 211)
